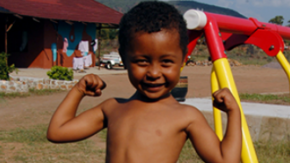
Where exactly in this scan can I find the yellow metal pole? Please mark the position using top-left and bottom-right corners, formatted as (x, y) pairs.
(211, 67), (223, 141)
(276, 51), (290, 93)
(213, 58), (259, 163)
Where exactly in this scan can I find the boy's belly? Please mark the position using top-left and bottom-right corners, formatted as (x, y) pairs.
(103, 100), (190, 163)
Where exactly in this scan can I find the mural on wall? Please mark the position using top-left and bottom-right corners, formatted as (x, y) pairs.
(51, 43), (57, 62)
(51, 21), (97, 68)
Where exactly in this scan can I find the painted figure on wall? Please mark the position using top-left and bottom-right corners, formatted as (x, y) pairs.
(62, 38), (68, 53)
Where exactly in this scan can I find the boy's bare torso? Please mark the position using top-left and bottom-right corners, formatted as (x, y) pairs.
(101, 95), (198, 163)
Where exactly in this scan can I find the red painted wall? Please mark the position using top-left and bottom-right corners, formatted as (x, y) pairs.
(3, 15), (96, 68)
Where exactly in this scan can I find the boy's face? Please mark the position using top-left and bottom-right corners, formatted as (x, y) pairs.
(126, 29), (184, 100)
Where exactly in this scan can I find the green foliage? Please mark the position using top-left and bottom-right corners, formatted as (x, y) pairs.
(109, 29), (118, 40)
(97, 28), (118, 40)
(0, 52), (17, 80)
(269, 15), (284, 25)
(286, 20), (290, 27)
(47, 66), (73, 81)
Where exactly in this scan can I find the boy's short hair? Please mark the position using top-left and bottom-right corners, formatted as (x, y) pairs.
(118, 1), (188, 59)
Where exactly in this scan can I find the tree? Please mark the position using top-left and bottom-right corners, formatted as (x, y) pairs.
(97, 29), (118, 40)
(286, 20), (290, 27)
(108, 29), (118, 40)
(0, 52), (17, 80)
(269, 15), (284, 25)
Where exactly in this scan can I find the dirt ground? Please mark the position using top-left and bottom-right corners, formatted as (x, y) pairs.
(0, 64), (289, 162)
(1, 64), (289, 130)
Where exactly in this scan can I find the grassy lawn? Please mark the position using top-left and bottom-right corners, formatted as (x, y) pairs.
(240, 93), (290, 105)
(0, 89), (66, 99)
(1, 125), (290, 162)
(179, 139), (290, 163)
(0, 125), (106, 163)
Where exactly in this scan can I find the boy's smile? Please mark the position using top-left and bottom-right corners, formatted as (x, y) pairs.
(126, 29), (184, 100)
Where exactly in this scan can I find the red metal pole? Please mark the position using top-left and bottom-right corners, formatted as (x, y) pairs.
(203, 15), (227, 62)
(205, 12), (290, 40)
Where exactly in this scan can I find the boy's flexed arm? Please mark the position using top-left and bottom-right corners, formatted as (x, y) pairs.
(47, 74), (107, 143)
(187, 88), (241, 163)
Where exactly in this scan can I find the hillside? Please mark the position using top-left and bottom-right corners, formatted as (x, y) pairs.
(96, 0), (246, 18)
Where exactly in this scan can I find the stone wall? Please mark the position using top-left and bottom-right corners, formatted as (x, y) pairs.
(0, 76), (78, 93)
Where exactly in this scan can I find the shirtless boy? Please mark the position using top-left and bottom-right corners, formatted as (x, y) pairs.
(47, 1), (242, 163)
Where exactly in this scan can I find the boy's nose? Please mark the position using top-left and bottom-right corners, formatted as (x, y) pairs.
(146, 64), (161, 80)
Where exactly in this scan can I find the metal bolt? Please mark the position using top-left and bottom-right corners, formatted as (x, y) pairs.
(269, 45), (274, 50)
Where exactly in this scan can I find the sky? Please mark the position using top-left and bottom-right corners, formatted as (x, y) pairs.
(163, 0), (290, 26)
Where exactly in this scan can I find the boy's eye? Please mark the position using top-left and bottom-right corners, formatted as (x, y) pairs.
(135, 59), (149, 66)
(162, 59), (174, 66)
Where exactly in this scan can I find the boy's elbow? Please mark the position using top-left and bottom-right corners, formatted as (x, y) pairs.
(46, 130), (57, 143)
(46, 129), (62, 143)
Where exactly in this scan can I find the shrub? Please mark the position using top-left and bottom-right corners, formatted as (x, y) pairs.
(0, 52), (17, 80)
(47, 66), (73, 81)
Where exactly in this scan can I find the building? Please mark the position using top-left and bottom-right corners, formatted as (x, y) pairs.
(0, 0), (123, 68)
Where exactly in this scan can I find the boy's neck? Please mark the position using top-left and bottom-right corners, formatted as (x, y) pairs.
(130, 91), (172, 103)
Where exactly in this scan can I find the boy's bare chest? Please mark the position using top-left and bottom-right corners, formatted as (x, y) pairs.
(105, 102), (188, 139)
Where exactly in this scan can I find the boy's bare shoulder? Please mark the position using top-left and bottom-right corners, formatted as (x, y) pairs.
(97, 97), (127, 105)
(174, 103), (207, 124)
(97, 97), (129, 111)
(178, 103), (204, 115)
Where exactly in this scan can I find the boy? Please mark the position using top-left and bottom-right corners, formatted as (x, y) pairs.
(47, 1), (242, 163)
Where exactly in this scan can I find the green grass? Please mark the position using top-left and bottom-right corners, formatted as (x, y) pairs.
(97, 129), (107, 142)
(28, 88), (66, 96)
(240, 93), (290, 105)
(178, 140), (203, 163)
(0, 125), (48, 144)
(1, 125), (290, 162)
(178, 139), (290, 162)
(255, 141), (290, 163)
(0, 88), (66, 99)
(0, 125), (106, 163)
(0, 91), (30, 98)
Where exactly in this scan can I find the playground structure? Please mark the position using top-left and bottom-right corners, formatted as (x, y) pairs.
(183, 9), (290, 163)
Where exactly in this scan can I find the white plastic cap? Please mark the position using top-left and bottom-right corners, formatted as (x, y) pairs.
(183, 9), (207, 30)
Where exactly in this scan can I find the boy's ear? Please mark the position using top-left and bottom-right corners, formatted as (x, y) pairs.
(119, 48), (127, 69)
